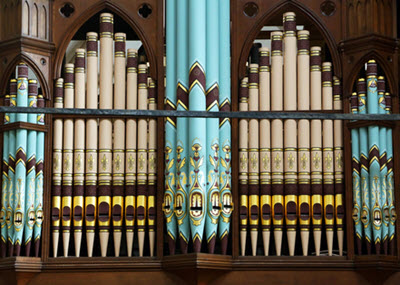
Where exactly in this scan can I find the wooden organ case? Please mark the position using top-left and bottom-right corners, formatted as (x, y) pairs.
(0, 0), (398, 284)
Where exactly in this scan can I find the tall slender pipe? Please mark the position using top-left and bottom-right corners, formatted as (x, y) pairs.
(297, 30), (311, 256)
(175, 0), (190, 255)
(205, 0), (220, 254)
(34, 94), (45, 257)
(377, 76), (388, 254)
(98, 13), (114, 257)
(1, 93), (10, 257)
(239, 78), (249, 256)
(357, 78), (372, 254)
(218, 0), (233, 255)
(51, 78), (63, 257)
(322, 62), (334, 256)
(164, 0), (178, 255)
(188, 0), (207, 253)
(366, 60), (381, 254)
(148, 78), (157, 257)
(271, 31), (284, 256)
(310, 47), (323, 256)
(14, 63), (29, 256)
(385, 92), (396, 255)
(259, 48), (271, 256)
(85, 32), (98, 257)
(351, 92), (362, 255)
(24, 79), (38, 256)
(112, 33), (126, 257)
(7, 79), (17, 256)
(73, 49), (86, 257)
(137, 64), (148, 257)
(62, 63), (74, 257)
(333, 77), (344, 256)
(126, 49), (138, 256)
(248, 59), (259, 257)
(283, 12), (298, 256)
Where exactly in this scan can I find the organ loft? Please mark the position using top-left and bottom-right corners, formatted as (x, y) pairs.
(0, 1), (399, 284)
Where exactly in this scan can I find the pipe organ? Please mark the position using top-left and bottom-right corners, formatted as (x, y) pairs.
(0, 1), (398, 284)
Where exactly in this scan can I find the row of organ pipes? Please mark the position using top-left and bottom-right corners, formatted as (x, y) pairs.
(52, 13), (157, 257)
(351, 60), (396, 256)
(239, 12), (344, 256)
(0, 64), (45, 258)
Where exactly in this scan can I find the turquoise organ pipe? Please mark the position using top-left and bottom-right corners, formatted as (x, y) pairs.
(351, 92), (362, 255)
(385, 92), (396, 255)
(175, 0), (190, 254)
(7, 79), (17, 256)
(24, 80), (38, 255)
(205, 0), (220, 254)
(14, 63), (29, 256)
(164, 0), (178, 254)
(1, 94), (10, 257)
(366, 60), (381, 254)
(357, 78), (372, 254)
(188, 0), (207, 253)
(377, 76), (389, 254)
(218, 0), (232, 255)
(34, 94), (45, 257)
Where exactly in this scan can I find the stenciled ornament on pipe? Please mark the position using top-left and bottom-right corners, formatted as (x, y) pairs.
(357, 78), (372, 254)
(1, 93), (10, 257)
(112, 33), (126, 257)
(322, 62), (334, 256)
(351, 92), (363, 255)
(14, 63), (29, 256)
(259, 47), (271, 256)
(52, 78), (63, 257)
(239, 77), (249, 256)
(385, 92), (396, 255)
(218, 0), (233, 255)
(271, 31), (284, 256)
(333, 77), (344, 256)
(377, 76), (389, 255)
(73, 49), (86, 257)
(7, 80), (17, 257)
(188, 0), (207, 253)
(310, 46), (323, 256)
(126, 48), (138, 257)
(24, 79), (38, 256)
(62, 63), (74, 257)
(98, 13), (114, 257)
(366, 60), (382, 254)
(164, 0), (178, 255)
(34, 94), (45, 257)
(248, 58), (260, 257)
(283, 12), (298, 257)
(205, 0), (220, 254)
(137, 63), (148, 257)
(175, 0), (190, 255)
(148, 78), (157, 257)
(85, 32), (98, 258)
(297, 30), (311, 256)
(7, 79), (17, 256)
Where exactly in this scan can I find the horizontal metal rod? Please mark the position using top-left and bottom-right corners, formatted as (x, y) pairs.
(0, 106), (399, 121)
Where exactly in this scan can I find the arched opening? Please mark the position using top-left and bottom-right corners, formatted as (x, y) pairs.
(0, 54), (49, 102)
(346, 52), (396, 99)
(237, 2), (345, 257)
(238, 1), (341, 80)
(61, 9), (144, 71)
(50, 8), (157, 258)
(53, 2), (156, 80)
